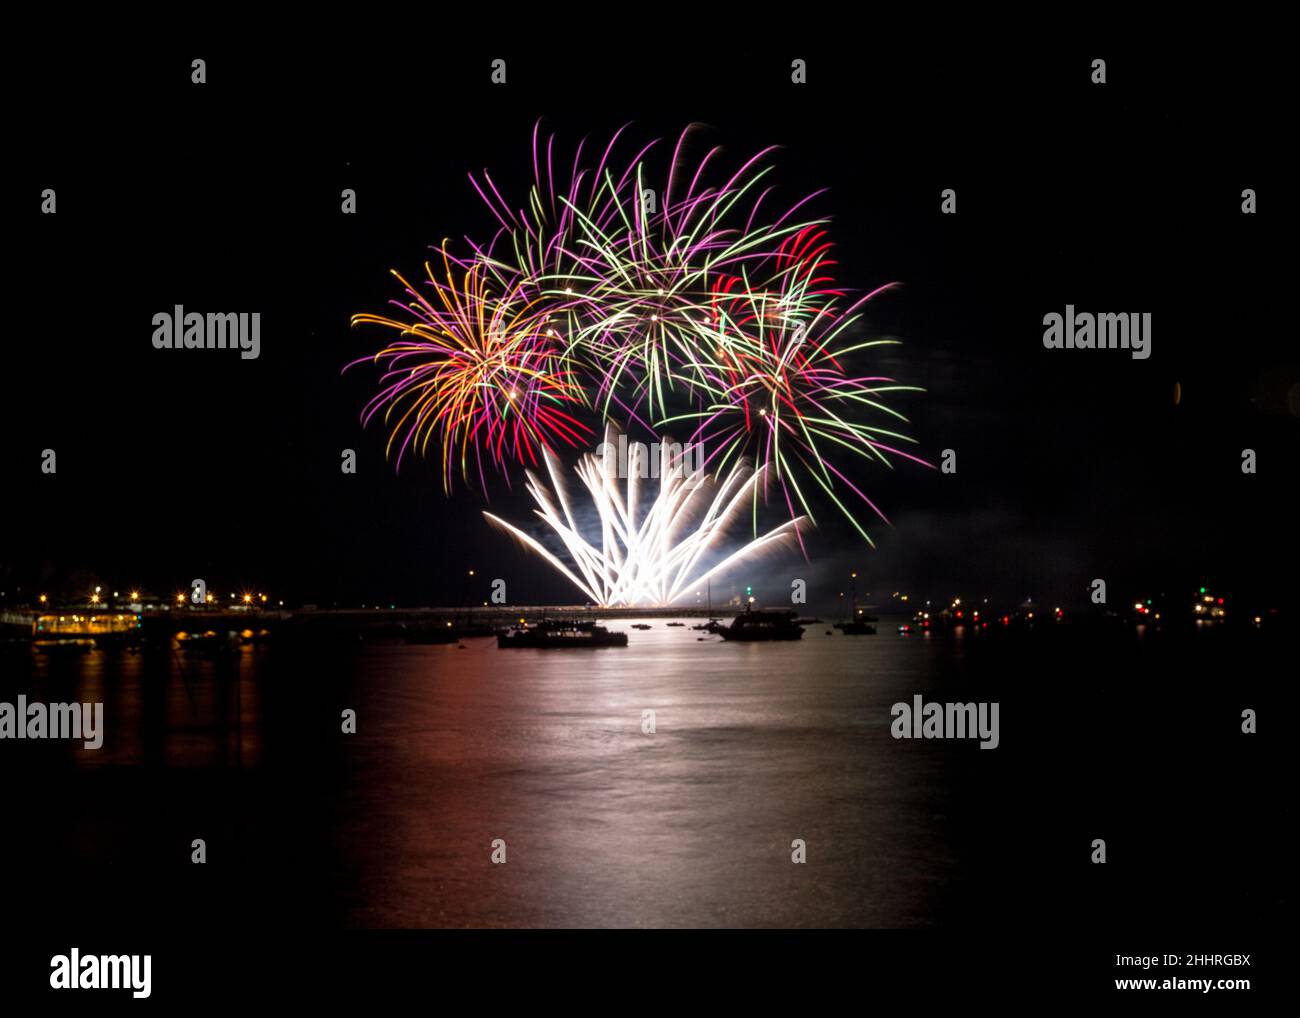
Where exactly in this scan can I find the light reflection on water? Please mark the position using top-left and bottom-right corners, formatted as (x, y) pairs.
(336, 620), (966, 928)
(20, 643), (265, 769)
(4, 617), (1277, 929)
(7, 621), (978, 927)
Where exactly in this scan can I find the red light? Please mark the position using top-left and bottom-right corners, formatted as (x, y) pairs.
(1217, 598), (1224, 605)
(956, 610), (963, 618)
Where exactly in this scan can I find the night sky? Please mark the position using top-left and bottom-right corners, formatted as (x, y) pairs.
(5, 43), (1293, 611)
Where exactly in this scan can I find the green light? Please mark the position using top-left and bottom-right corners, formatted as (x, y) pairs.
(1199, 587), (1206, 594)
(745, 585), (753, 597)
(1146, 600), (1152, 606)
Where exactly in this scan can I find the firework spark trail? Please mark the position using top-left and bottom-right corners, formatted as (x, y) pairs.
(348, 245), (592, 492)
(656, 270), (929, 543)
(484, 426), (806, 606)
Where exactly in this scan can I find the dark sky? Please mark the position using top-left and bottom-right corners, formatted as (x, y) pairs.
(4, 42), (1294, 612)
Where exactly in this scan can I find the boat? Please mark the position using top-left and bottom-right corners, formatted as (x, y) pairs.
(666, 622), (685, 627)
(835, 573), (877, 634)
(716, 609), (803, 641)
(691, 581), (724, 632)
(497, 620), (629, 648)
(631, 623), (652, 630)
(176, 630), (240, 657)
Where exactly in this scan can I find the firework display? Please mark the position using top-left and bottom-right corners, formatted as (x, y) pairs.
(484, 424), (806, 607)
(351, 125), (927, 599)
(349, 247), (592, 491)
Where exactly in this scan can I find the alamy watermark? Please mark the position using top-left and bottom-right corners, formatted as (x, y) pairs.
(595, 434), (705, 487)
(0, 696), (103, 749)
(891, 695), (1000, 749)
(152, 306), (261, 360)
(1043, 306), (1151, 360)
(50, 949), (150, 998)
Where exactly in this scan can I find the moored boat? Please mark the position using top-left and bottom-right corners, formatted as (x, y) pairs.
(497, 620), (628, 648)
(717, 609), (803, 641)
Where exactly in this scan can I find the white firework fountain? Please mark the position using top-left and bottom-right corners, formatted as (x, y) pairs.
(484, 425), (806, 607)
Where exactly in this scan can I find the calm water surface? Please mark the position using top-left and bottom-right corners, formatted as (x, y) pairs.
(6, 618), (1277, 930)
(335, 620), (975, 927)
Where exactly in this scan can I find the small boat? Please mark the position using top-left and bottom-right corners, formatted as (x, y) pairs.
(631, 623), (652, 630)
(837, 575), (877, 634)
(176, 630), (239, 657)
(497, 620), (629, 648)
(717, 609), (803, 641)
(835, 595), (878, 634)
(666, 622), (685, 627)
